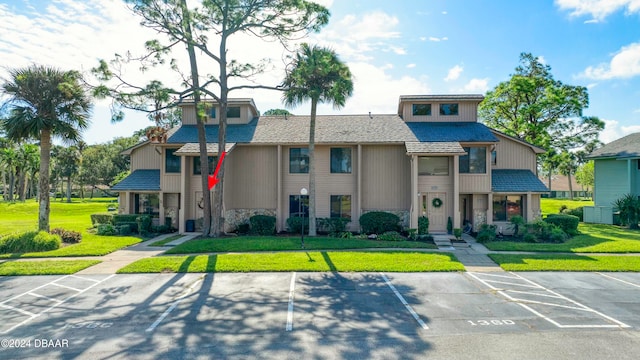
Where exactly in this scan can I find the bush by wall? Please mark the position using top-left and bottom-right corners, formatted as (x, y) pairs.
(136, 215), (152, 235)
(562, 206), (584, 222)
(377, 231), (405, 241)
(317, 217), (350, 234)
(90, 213), (113, 226)
(359, 212), (400, 234)
(476, 224), (497, 243)
(112, 214), (140, 224)
(250, 215), (276, 235)
(286, 216), (309, 233)
(418, 216), (429, 235)
(0, 231), (61, 254)
(97, 224), (118, 236)
(50, 228), (82, 244)
(545, 214), (579, 235)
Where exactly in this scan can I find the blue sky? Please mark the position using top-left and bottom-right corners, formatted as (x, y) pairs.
(1, 0), (640, 144)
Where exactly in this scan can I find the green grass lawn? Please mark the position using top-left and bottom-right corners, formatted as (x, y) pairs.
(166, 236), (437, 254)
(0, 260), (101, 275)
(540, 198), (593, 217)
(484, 223), (640, 253)
(489, 254), (640, 272)
(118, 251), (464, 273)
(0, 199), (141, 257)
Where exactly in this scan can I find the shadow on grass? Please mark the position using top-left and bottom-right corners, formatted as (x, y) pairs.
(489, 253), (598, 265)
(321, 251), (337, 271)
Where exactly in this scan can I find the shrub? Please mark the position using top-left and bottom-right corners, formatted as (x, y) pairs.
(476, 224), (496, 243)
(112, 214), (140, 224)
(97, 224), (118, 236)
(549, 227), (568, 243)
(236, 223), (250, 234)
(523, 233), (537, 243)
(0, 231), (61, 254)
(613, 194), (640, 229)
(90, 213), (113, 226)
(509, 215), (525, 238)
(418, 216), (429, 235)
(453, 228), (462, 240)
(117, 224), (133, 236)
(416, 234), (433, 242)
(377, 231), (405, 241)
(545, 214), (579, 235)
(151, 224), (172, 234)
(559, 204), (568, 213)
(359, 212), (400, 234)
(286, 216), (309, 233)
(136, 215), (153, 235)
(317, 217), (350, 234)
(250, 215), (276, 235)
(447, 217), (453, 234)
(50, 228), (82, 244)
(407, 228), (417, 240)
(562, 206), (584, 222)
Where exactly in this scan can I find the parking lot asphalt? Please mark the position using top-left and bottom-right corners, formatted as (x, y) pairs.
(0, 271), (639, 359)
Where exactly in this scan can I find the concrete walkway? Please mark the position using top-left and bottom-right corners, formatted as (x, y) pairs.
(432, 233), (504, 272)
(74, 233), (201, 275)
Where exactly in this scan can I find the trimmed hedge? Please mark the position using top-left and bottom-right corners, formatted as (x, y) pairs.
(136, 215), (152, 235)
(545, 214), (579, 235)
(250, 215), (276, 235)
(286, 216), (309, 233)
(0, 231), (61, 254)
(112, 214), (141, 224)
(50, 228), (82, 244)
(377, 231), (405, 241)
(359, 211), (400, 234)
(418, 216), (429, 235)
(91, 213), (113, 226)
(317, 217), (350, 234)
(97, 224), (118, 236)
(562, 207), (584, 222)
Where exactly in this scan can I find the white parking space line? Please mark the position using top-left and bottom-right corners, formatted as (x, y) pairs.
(27, 292), (64, 303)
(68, 274), (101, 283)
(1, 274), (115, 334)
(145, 276), (203, 333)
(597, 272), (640, 289)
(0, 303), (37, 317)
(286, 272), (296, 332)
(468, 272), (630, 329)
(380, 273), (429, 330)
(49, 282), (82, 292)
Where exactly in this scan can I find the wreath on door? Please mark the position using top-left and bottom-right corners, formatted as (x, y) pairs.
(432, 198), (443, 208)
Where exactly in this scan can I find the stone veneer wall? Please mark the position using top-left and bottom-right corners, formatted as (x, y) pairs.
(361, 209), (410, 229)
(473, 209), (487, 232)
(224, 208), (277, 232)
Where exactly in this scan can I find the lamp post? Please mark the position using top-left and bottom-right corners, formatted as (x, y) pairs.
(300, 187), (308, 249)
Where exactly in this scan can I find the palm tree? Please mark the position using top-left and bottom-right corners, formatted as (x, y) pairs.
(0, 145), (18, 201)
(282, 44), (353, 236)
(1, 65), (92, 231)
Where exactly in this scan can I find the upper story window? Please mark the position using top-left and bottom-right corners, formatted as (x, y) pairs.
(412, 104), (431, 116)
(491, 150), (497, 166)
(459, 147), (486, 173)
(165, 148), (181, 173)
(331, 148), (352, 173)
(418, 156), (449, 176)
(289, 148), (309, 173)
(227, 106), (241, 118)
(193, 156), (218, 175)
(210, 107), (216, 118)
(439, 103), (459, 116)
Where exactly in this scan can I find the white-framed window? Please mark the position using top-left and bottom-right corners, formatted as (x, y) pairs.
(418, 156), (449, 176)
(289, 148), (309, 173)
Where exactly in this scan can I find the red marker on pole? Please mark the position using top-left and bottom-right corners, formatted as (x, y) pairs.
(207, 151), (227, 190)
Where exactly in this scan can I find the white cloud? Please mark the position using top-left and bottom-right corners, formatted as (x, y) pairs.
(584, 19), (599, 24)
(581, 42), (640, 79)
(442, 11), (448, 15)
(462, 78), (490, 93)
(555, 0), (640, 21)
(406, 63), (416, 68)
(428, 36), (448, 42)
(445, 65), (464, 82)
(599, 119), (624, 143)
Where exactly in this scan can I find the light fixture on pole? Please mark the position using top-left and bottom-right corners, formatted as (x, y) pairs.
(300, 187), (308, 249)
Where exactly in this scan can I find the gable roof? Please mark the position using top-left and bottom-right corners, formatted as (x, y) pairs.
(167, 116), (500, 145)
(587, 132), (640, 159)
(111, 170), (160, 191)
(492, 169), (548, 193)
(490, 129), (546, 154)
(405, 141), (466, 155)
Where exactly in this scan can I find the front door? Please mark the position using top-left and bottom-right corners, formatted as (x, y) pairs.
(423, 192), (446, 232)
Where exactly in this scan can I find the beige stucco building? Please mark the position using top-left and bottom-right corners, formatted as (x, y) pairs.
(112, 95), (548, 234)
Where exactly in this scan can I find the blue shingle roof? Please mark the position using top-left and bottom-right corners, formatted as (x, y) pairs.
(406, 122), (499, 142)
(167, 121), (258, 144)
(492, 169), (548, 193)
(111, 170), (160, 191)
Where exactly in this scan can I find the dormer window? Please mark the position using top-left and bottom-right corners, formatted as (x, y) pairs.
(439, 103), (459, 115)
(227, 106), (241, 118)
(412, 104), (431, 116)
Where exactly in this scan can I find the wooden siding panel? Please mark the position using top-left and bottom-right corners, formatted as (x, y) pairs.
(362, 145), (410, 210)
(492, 134), (537, 172)
(130, 144), (161, 170)
(594, 159), (630, 206)
(226, 146), (277, 209)
(460, 174), (491, 193)
(181, 104), (197, 125)
(402, 102), (477, 122)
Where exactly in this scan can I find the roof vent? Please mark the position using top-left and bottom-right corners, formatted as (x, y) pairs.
(369, 111), (373, 119)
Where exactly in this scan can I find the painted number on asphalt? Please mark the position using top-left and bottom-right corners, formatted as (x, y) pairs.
(63, 322), (113, 330)
(468, 320), (515, 326)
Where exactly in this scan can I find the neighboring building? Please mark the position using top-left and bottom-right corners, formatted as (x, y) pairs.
(539, 175), (592, 199)
(584, 133), (640, 224)
(112, 95), (548, 234)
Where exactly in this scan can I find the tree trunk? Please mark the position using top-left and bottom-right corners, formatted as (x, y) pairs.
(547, 171), (552, 198)
(17, 168), (26, 201)
(66, 176), (72, 203)
(8, 169), (15, 201)
(308, 99), (317, 236)
(180, 0), (211, 236)
(38, 129), (52, 231)
(567, 171), (574, 200)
